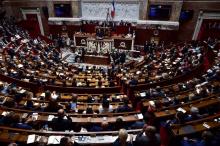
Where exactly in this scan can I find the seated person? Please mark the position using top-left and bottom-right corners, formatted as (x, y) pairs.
(0, 111), (15, 126)
(169, 111), (186, 125)
(44, 98), (62, 112)
(116, 97), (133, 113)
(87, 95), (95, 103)
(68, 94), (77, 112)
(129, 77), (138, 86)
(12, 114), (33, 130)
(82, 106), (96, 114)
(59, 136), (75, 146)
(181, 130), (220, 146)
(185, 107), (204, 121)
(113, 129), (132, 146)
(88, 121), (112, 132)
(25, 91), (34, 109)
(96, 28), (104, 38)
(135, 126), (161, 146)
(51, 109), (72, 131)
(99, 99), (113, 113)
(8, 143), (18, 146)
(113, 116), (127, 131)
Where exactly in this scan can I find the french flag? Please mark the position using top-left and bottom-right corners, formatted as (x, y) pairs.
(111, 0), (115, 19)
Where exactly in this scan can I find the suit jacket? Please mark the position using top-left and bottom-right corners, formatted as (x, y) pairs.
(51, 117), (72, 131)
(135, 132), (160, 146)
(113, 138), (133, 146)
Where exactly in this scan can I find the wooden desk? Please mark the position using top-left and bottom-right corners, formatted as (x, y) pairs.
(154, 96), (220, 119)
(0, 107), (142, 124)
(0, 126), (141, 145)
(84, 55), (110, 65)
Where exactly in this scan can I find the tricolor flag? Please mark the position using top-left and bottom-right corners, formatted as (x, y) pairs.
(111, 0), (115, 19)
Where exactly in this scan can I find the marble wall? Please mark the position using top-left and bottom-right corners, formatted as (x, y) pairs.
(81, 1), (140, 21)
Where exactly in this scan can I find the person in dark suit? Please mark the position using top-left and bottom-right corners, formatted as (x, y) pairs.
(129, 77), (138, 86)
(12, 114), (33, 130)
(135, 126), (160, 146)
(144, 41), (150, 54)
(96, 28), (104, 38)
(120, 51), (126, 64)
(116, 97), (133, 113)
(44, 98), (62, 112)
(59, 136), (75, 146)
(51, 109), (72, 131)
(113, 129), (133, 146)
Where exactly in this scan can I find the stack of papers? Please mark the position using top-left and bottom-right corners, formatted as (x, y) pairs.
(27, 134), (36, 144)
(137, 114), (143, 120)
(48, 115), (55, 121)
(32, 113), (38, 120)
(48, 136), (62, 144)
(40, 93), (45, 97)
(140, 92), (146, 97)
(18, 89), (26, 94)
(1, 111), (9, 116)
(177, 107), (186, 113)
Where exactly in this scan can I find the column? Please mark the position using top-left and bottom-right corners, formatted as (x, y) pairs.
(47, 1), (54, 17)
(71, 0), (81, 18)
(139, 0), (149, 20)
(170, 2), (183, 21)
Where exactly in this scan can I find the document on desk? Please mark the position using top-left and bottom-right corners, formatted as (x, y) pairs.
(75, 136), (117, 144)
(48, 115), (55, 121)
(140, 92), (146, 97)
(1, 111), (9, 116)
(32, 113), (38, 120)
(18, 89), (26, 93)
(137, 113), (143, 120)
(48, 136), (62, 144)
(27, 134), (36, 144)
(176, 107), (186, 113)
(96, 136), (117, 143)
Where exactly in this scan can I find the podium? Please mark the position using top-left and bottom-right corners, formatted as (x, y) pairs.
(87, 38), (113, 54)
(74, 33), (135, 51)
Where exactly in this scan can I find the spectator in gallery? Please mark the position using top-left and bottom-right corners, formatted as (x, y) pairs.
(113, 129), (132, 146)
(135, 126), (161, 146)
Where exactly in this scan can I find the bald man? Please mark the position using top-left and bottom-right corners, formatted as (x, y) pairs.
(51, 109), (72, 131)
